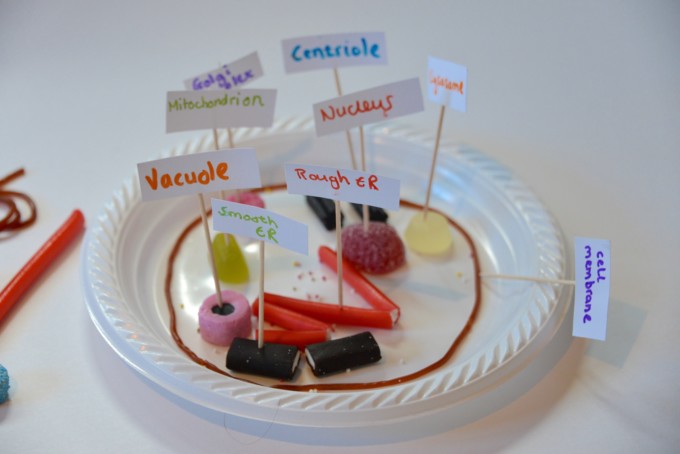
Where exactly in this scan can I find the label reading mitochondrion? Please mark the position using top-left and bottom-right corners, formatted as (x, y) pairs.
(282, 32), (387, 73)
(166, 89), (276, 132)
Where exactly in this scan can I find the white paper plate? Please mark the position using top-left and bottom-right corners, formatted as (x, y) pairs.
(82, 117), (571, 428)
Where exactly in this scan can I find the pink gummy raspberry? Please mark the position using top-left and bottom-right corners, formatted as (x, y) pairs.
(227, 191), (265, 208)
(341, 222), (406, 274)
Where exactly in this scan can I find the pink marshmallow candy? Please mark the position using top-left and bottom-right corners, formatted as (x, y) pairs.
(198, 290), (252, 346)
(226, 191), (265, 208)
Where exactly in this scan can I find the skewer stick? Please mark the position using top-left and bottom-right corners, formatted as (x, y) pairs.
(480, 273), (575, 286)
(359, 126), (369, 231)
(423, 105), (446, 220)
(198, 193), (223, 306)
(257, 240), (265, 348)
(212, 128), (220, 150)
(212, 129), (231, 202)
(335, 199), (344, 308)
(226, 126), (242, 202)
(333, 67), (358, 170)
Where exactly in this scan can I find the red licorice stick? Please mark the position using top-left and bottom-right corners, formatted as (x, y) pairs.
(252, 298), (332, 332)
(256, 329), (329, 349)
(0, 209), (85, 324)
(318, 245), (401, 320)
(258, 293), (396, 329)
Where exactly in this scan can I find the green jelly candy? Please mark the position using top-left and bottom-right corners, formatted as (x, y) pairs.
(212, 233), (249, 284)
(404, 211), (453, 255)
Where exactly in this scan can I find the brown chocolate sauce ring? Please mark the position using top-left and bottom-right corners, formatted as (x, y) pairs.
(0, 196), (20, 230)
(0, 168), (38, 233)
(164, 184), (481, 392)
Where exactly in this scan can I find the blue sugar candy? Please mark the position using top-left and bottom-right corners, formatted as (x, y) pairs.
(0, 364), (9, 404)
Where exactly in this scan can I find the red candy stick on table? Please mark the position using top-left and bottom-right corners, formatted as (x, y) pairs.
(0, 209), (85, 324)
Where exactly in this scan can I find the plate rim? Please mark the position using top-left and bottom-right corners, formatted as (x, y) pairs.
(81, 117), (571, 427)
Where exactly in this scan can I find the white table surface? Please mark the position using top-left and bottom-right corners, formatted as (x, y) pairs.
(1, 1), (679, 452)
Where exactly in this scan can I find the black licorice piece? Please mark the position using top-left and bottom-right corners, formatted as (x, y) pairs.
(306, 196), (344, 230)
(350, 203), (388, 223)
(305, 331), (381, 377)
(226, 338), (300, 380)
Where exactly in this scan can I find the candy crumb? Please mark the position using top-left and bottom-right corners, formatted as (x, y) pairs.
(292, 261), (301, 267)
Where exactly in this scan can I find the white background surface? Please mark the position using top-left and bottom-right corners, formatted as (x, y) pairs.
(1, 1), (679, 452)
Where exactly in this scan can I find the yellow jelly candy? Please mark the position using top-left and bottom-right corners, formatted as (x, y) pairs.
(212, 233), (249, 284)
(404, 211), (453, 255)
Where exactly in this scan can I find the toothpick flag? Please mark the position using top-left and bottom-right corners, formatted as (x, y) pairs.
(282, 32), (387, 74)
(137, 149), (261, 201)
(166, 89), (276, 133)
(312, 78), (424, 136)
(211, 199), (309, 256)
(573, 237), (611, 340)
(284, 163), (400, 210)
(184, 52), (263, 91)
(427, 56), (467, 112)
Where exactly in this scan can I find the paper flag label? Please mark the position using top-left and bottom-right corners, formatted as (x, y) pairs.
(211, 199), (308, 255)
(573, 237), (611, 340)
(184, 51), (263, 91)
(427, 56), (467, 112)
(137, 148), (261, 201)
(284, 163), (400, 210)
(282, 32), (387, 73)
(313, 78), (424, 136)
(166, 89), (276, 132)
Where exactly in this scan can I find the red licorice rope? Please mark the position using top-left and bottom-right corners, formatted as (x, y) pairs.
(0, 169), (37, 233)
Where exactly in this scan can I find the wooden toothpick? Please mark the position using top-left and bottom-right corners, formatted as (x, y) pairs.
(480, 273), (575, 286)
(258, 240), (265, 349)
(423, 105), (446, 219)
(359, 126), (369, 231)
(198, 192), (223, 306)
(333, 67), (358, 170)
(335, 199), (344, 308)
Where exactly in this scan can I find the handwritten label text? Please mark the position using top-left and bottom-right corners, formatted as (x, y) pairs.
(427, 56), (467, 112)
(184, 52), (263, 91)
(212, 199), (308, 255)
(282, 32), (387, 73)
(137, 148), (261, 201)
(166, 89), (276, 132)
(573, 237), (611, 340)
(284, 163), (400, 210)
(313, 78), (423, 136)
